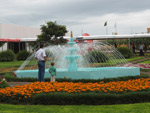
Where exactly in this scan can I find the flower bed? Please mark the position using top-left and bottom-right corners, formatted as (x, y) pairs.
(1, 78), (150, 105)
(120, 63), (150, 69)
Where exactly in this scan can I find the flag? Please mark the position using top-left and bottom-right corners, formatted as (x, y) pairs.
(104, 21), (107, 26)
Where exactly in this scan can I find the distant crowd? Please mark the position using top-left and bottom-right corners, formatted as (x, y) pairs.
(114, 42), (148, 56)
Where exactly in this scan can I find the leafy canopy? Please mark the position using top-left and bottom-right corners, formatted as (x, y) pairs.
(37, 21), (68, 45)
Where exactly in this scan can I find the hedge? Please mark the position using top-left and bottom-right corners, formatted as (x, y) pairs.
(117, 47), (133, 58)
(1, 91), (150, 105)
(16, 50), (31, 61)
(0, 50), (15, 61)
(31, 91), (150, 105)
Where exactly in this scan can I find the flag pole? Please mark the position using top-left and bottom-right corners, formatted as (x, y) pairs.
(116, 24), (117, 33)
(106, 26), (108, 35)
(105, 26), (107, 43)
(104, 21), (108, 43)
(114, 22), (117, 34)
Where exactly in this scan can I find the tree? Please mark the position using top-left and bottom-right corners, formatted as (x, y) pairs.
(37, 21), (68, 45)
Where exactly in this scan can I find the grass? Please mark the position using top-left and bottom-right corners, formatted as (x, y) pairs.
(140, 60), (150, 64)
(0, 103), (150, 113)
(0, 56), (147, 69)
(91, 57), (146, 67)
(0, 61), (24, 68)
(0, 57), (150, 112)
(107, 59), (127, 64)
(126, 56), (144, 62)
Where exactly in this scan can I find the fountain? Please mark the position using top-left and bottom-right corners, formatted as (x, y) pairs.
(14, 32), (140, 79)
(65, 36), (80, 71)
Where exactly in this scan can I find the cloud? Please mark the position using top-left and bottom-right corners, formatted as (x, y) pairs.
(68, 10), (150, 36)
(0, 0), (150, 36)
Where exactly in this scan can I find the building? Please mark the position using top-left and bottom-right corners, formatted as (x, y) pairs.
(0, 23), (41, 53)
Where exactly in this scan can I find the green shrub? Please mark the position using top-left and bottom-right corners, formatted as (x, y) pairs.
(141, 68), (150, 72)
(16, 50), (31, 61)
(85, 50), (109, 63)
(31, 91), (150, 105)
(117, 47), (133, 58)
(0, 50), (15, 61)
(2, 91), (150, 105)
(0, 80), (9, 88)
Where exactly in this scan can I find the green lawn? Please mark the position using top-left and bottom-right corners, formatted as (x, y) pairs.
(0, 103), (150, 113)
(0, 61), (24, 68)
(140, 60), (150, 64)
(0, 56), (147, 69)
(127, 56), (144, 62)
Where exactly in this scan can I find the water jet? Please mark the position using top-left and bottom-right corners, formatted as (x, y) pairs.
(14, 33), (140, 79)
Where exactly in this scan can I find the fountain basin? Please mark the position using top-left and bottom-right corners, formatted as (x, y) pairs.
(65, 55), (80, 60)
(14, 67), (140, 79)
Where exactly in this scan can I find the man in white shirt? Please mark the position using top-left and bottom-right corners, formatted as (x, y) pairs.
(139, 44), (144, 56)
(35, 43), (46, 82)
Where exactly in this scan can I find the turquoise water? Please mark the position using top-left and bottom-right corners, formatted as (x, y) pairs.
(14, 67), (140, 80)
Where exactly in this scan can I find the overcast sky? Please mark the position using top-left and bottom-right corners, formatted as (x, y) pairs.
(0, 0), (150, 36)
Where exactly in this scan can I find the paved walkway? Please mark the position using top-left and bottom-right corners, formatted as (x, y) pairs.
(7, 82), (31, 87)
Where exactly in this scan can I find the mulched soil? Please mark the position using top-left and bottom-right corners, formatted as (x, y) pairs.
(0, 67), (18, 73)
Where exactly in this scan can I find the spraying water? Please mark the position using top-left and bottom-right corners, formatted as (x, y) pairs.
(14, 33), (140, 79)
(18, 42), (127, 71)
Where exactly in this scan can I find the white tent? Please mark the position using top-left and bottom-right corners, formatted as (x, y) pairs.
(77, 34), (150, 40)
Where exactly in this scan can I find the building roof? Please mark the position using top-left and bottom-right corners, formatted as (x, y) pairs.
(78, 34), (150, 40)
(0, 23), (41, 39)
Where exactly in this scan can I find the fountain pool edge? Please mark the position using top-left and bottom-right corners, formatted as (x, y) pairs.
(14, 67), (140, 80)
